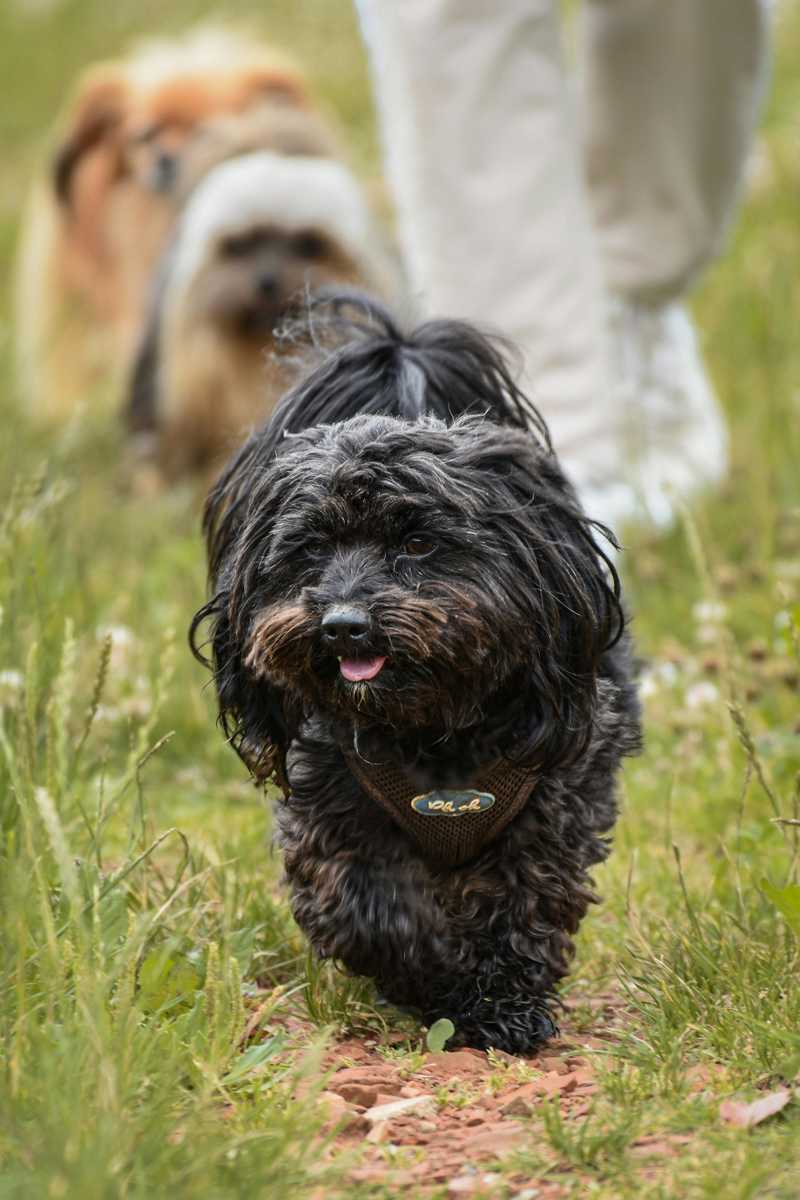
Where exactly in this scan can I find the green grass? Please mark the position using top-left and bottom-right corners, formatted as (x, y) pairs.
(1, 2), (800, 1197)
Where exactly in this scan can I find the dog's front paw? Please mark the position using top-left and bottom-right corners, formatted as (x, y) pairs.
(433, 999), (559, 1057)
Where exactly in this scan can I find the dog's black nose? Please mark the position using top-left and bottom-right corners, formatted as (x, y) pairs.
(151, 152), (177, 193)
(321, 607), (371, 648)
(258, 272), (279, 297)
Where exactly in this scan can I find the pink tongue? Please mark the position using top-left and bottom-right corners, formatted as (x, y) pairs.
(339, 656), (387, 682)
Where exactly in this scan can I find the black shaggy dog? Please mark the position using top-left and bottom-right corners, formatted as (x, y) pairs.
(191, 294), (641, 1053)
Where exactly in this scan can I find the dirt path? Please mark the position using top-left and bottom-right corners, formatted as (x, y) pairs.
(291, 992), (627, 1196)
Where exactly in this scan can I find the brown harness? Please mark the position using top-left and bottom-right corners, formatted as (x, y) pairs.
(343, 749), (538, 867)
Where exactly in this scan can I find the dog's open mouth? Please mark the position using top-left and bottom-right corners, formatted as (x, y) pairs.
(339, 655), (387, 682)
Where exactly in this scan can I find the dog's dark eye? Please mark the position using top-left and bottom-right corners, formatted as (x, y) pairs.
(400, 536), (436, 558)
(292, 231), (327, 259)
(221, 232), (260, 257)
(302, 538), (330, 563)
(129, 122), (164, 146)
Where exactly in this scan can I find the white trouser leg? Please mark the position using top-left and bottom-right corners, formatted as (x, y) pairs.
(356, 0), (771, 531)
(581, 0), (771, 302)
(355, 0), (624, 503)
(580, 0), (771, 525)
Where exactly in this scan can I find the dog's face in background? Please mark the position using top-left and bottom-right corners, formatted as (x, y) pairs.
(187, 223), (362, 342)
(127, 155), (400, 480)
(211, 412), (621, 779)
(15, 27), (338, 422)
(51, 30), (316, 316)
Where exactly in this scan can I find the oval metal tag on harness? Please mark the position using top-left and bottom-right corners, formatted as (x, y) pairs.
(342, 748), (537, 866)
(411, 791), (495, 817)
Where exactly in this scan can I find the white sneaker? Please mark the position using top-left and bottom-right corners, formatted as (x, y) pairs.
(607, 296), (729, 530)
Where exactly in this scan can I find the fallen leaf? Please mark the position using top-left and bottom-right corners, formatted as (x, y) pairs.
(719, 1089), (792, 1129)
(427, 1018), (457, 1053)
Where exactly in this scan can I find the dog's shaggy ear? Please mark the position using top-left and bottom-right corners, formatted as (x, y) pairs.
(125, 260), (171, 435)
(190, 433), (300, 788)
(127, 322), (160, 434)
(190, 580), (293, 790)
(52, 68), (131, 207)
(472, 430), (625, 767)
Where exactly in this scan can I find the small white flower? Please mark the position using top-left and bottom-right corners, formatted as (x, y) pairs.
(97, 624), (137, 671)
(685, 681), (720, 709)
(94, 704), (121, 725)
(639, 661), (680, 698)
(0, 668), (23, 707)
(692, 600), (727, 625)
(696, 624), (721, 646)
(103, 624), (134, 644)
(120, 696), (152, 720)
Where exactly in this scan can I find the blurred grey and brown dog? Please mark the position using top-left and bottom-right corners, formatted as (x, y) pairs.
(126, 151), (399, 481)
(15, 27), (338, 420)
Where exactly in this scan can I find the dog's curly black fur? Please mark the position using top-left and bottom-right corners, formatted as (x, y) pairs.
(191, 292), (641, 1053)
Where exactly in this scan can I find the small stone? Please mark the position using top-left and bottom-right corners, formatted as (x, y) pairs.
(366, 1120), (390, 1144)
(317, 1091), (367, 1134)
(501, 1092), (537, 1117)
(364, 1095), (435, 1123)
(537, 1055), (569, 1075)
(448, 1173), (501, 1196)
(488, 1049), (521, 1067)
(328, 1039), (372, 1063)
(428, 1049), (489, 1076)
(330, 1065), (399, 1085)
(328, 1066), (403, 1107)
(499, 1073), (577, 1116)
(565, 1069), (595, 1090)
(334, 1084), (378, 1108)
(465, 1124), (526, 1156)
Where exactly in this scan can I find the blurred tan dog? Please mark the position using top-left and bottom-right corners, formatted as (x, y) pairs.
(15, 27), (337, 420)
(126, 151), (399, 481)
